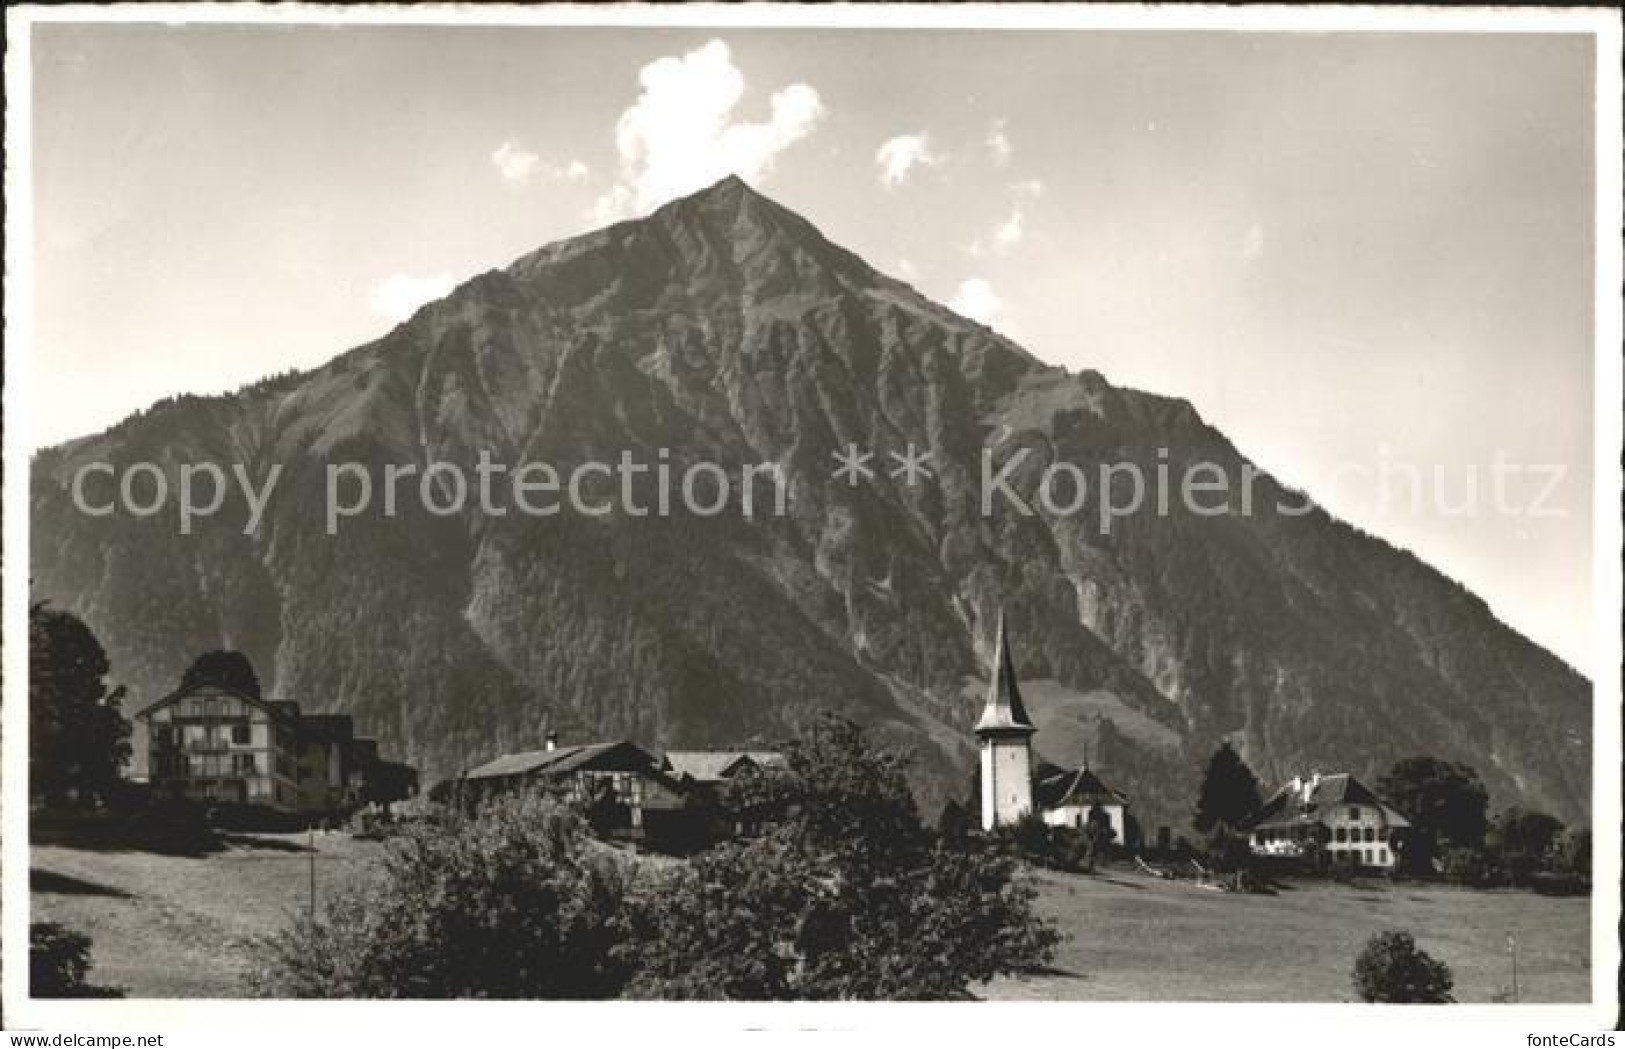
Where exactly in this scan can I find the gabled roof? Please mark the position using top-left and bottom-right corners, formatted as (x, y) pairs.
(974, 612), (1035, 736)
(1252, 773), (1412, 830)
(1034, 762), (1128, 809)
(134, 680), (285, 722)
(462, 740), (663, 782)
(664, 750), (787, 783)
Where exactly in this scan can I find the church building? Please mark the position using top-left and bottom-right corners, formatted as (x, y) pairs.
(974, 613), (1132, 840)
(975, 613), (1038, 830)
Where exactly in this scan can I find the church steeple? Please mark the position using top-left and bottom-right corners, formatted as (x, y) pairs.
(975, 611), (1036, 736)
(975, 610), (1037, 830)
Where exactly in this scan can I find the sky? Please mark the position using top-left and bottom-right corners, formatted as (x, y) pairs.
(28, 25), (1598, 669)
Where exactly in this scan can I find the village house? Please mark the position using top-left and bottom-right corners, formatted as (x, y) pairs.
(664, 750), (789, 836)
(1249, 772), (1412, 870)
(452, 735), (689, 836)
(445, 739), (792, 844)
(132, 681), (414, 818)
(663, 750), (789, 785)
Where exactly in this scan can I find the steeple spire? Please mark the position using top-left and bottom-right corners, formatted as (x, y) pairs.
(975, 610), (1035, 735)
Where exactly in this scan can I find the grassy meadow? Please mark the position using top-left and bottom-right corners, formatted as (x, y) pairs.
(30, 834), (1590, 1001)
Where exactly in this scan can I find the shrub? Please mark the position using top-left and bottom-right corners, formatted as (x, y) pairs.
(31, 923), (92, 996)
(30, 922), (120, 997)
(246, 792), (629, 998)
(1439, 844), (1492, 886)
(1006, 812), (1055, 864)
(624, 714), (1059, 999)
(1351, 930), (1455, 1003)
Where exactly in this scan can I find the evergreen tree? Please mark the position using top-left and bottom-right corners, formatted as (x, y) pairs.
(29, 603), (131, 807)
(1192, 742), (1263, 835)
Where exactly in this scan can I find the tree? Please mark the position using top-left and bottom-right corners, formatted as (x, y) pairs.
(1351, 930), (1454, 1003)
(628, 713), (1059, 999)
(936, 799), (973, 842)
(720, 713), (924, 857)
(29, 603), (131, 807)
(247, 792), (629, 998)
(1487, 808), (1565, 885)
(1553, 827), (1592, 879)
(1079, 806), (1117, 873)
(1193, 742), (1262, 835)
(1376, 757), (1489, 869)
(364, 760), (418, 810)
(179, 650), (262, 698)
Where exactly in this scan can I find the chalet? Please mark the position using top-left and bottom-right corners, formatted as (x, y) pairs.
(663, 750), (788, 786)
(1036, 762), (1130, 845)
(663, 750), (789, 837)
(1249, 772), (1412, 870)
(455, 736), (688, 835)
(132, 682), (413, 817)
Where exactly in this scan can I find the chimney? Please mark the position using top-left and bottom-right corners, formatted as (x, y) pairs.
(545, 730), (558, 752)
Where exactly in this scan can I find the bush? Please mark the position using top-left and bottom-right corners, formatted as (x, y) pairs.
(31, 923), (92, 996)
(31, 923), (119, 997)
(997, 812), (1110, 873)
(247, 792), (629, 998)
(1351, 930), (1454, 1003)
(1439, 844), (1492, 886)
(624, 714), (1059, 999)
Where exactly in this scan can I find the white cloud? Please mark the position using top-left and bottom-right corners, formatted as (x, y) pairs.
(986, 120), (1012, 166)
(949, 278), (1002, 325)
(968, 179), (1043, 256)
(992, 209), (1025, 251)
(876, 133), (941, 189)
(492, 141), (542, 186)
(368, 273), (456, 323)
(492, 141), (590, 189)
(593, 39), (825, 220)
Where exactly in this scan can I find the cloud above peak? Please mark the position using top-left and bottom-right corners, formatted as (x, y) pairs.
(491, 141), (589, 189)
(594, 40), (824, 221)
(875, 133), (941, 189)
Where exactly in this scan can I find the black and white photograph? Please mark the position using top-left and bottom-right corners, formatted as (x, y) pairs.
(3, 4), (1620, 1041)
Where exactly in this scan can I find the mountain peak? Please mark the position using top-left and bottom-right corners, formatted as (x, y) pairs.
(656, 172), (789, 228)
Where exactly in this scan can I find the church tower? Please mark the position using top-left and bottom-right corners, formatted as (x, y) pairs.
(976, 611), (1037, 830)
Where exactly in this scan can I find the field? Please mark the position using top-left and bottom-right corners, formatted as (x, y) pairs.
(983, 867), (1591, 1002)
(30, 832), (384, 997)
(30, 836), (1591, 1001)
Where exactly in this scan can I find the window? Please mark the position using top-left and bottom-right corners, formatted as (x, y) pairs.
(1363, 827), (1374, 843)
(1335, 827), (1347, 843)
(231, 725), (251, 746)
(1362, 849), (1371, 865)
(1348, 806), (1361, 820)
(1378, 848), (1388, 865)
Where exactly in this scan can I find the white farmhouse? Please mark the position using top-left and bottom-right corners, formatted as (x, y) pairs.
(1250, 772), (1412, 870)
